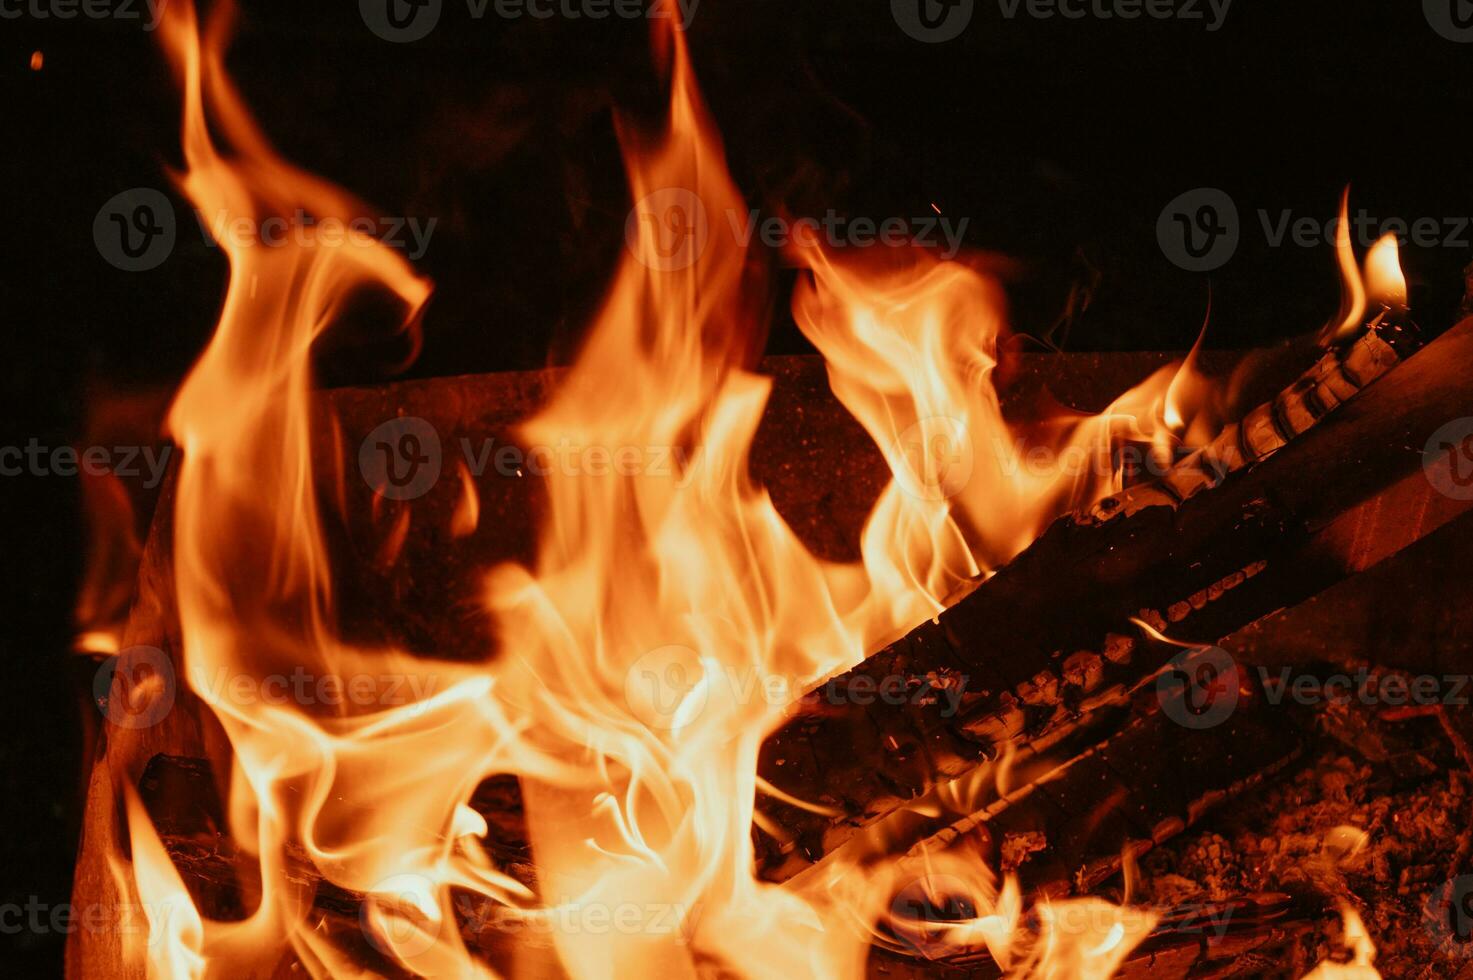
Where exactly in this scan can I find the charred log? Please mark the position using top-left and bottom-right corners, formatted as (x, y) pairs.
(755, 317), (1473, 881)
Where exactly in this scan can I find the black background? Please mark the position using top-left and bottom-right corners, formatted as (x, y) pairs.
(6, 0), (1473, 973)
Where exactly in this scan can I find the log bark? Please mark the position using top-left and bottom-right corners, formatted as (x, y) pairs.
(754, 318), (1473, 881)
(75, 351), (1232, 975)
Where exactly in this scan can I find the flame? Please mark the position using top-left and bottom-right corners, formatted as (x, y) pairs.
(1322, 191), (1409, 343)
(790, 249), (1209, 617)
(73, 470), (143, 655)
(1364, 234), (1407, 309)
(104, 3), (1376, 977)
(451, 460), (481, 538)
(71, 387), (167, 655)
(1301, 905), (1380, 979)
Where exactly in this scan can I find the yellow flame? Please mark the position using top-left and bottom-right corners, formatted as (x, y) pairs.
(1300, 905), (1380, 979)
(1323, 192), (1409, 344)
(1364, 234), (1407, 309)
(108, 3), (1387, 978)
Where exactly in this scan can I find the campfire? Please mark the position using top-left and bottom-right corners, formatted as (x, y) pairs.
(68, 2), (1473, 978)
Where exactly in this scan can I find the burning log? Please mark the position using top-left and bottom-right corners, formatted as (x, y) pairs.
(76, 351), (1224, 972)
(869, 894), (1333, 980)
(754, 315), (1473, 881)
(906, 665), (1302, 900)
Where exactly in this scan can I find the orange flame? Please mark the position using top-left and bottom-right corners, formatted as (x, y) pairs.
(104, 3), (1387, 977)
(1323, 191), (1409, 344)
(1364, 234), (1407, 309)
(1301, 905), (1380, 979)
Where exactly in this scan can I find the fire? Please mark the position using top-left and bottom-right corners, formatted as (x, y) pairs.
(95, 2), (1400, 978)
(1301, 905), (1380, 979)
(1364, 234), (1408, 310)
(1323, 190), (1410, 343)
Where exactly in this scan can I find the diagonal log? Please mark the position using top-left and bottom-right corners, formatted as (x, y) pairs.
(77, 352), (1229, 975)
(754, 317), (1473, 881)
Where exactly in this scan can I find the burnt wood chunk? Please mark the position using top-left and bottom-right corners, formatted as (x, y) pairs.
(755, 318), (1473, 880)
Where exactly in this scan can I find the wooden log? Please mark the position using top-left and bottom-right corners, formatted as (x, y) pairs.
(868, 895), (1330, 980)
(75, 351), (1234, 976)
(911, 669), (1302, 900)
(755, 318), (1473, 881)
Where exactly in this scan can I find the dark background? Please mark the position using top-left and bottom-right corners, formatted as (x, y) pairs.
(6, 0), (1473, 973)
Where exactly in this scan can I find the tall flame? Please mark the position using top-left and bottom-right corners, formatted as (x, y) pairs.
(106, 4), (1384, 977)
(1322, 190), (1410, 344)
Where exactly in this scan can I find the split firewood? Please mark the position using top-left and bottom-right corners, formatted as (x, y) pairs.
(904, 664), (1302, 901)
(867, 894), (1331, 979)
(77, 351), (1294, 976)
(755, 316), (1473, 881)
